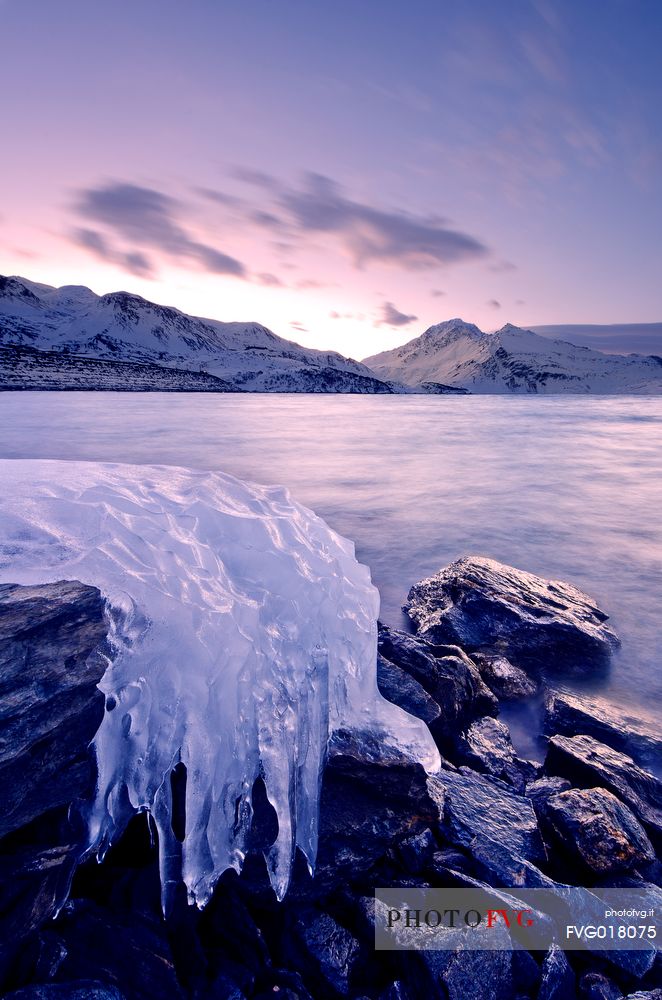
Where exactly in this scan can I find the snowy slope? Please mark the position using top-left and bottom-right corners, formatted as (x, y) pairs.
(364, 319), (662, 394)
(0, 275), (394, 393)
(0, 459), (439, 906)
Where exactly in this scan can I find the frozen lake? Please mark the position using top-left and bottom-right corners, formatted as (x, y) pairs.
(1, 391), (660, 747)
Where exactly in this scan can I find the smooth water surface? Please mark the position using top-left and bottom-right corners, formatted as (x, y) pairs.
(1, 392), (660, 746)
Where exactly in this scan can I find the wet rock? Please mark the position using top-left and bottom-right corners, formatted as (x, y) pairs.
(0, 582), (111, 987)
(287, 911), (360, 998)
(397, 828), (437, 875)
(404, 556), (619, 674)
(48, 899), (184, 1000)
(538, 944), (576, 1000)
(457, 716), (537, 791)
(0, 581), (109, 837)
(436, 766), (546, 865)
(377, 983), (414, 1000)
(376, 653), (442, 727)
(4, 984), (125, 999)
(512, 948), (541, 994)
(421, 927), (514, 1000)
(542, 787), (655, 875)
(579, 971), (624, 1000)
(526, 776), (572, 808)
(472, 652), (538, 700)
(470, 836), (558, 889)
(0, 809), (87, 984)
(315, 729), (443, 889)
(624, 993), (662, 999)
(544, 735), (662, 849)
(377, 623), (496, 748)
(544, 690), (662, 773)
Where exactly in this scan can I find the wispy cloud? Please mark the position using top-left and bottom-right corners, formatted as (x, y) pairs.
(208, 170), (491, 273)
(74, 182), (247, 279)
(72, 227), (154, 277)
(375, 301), (418, 327)
(276, 173), (489, 270)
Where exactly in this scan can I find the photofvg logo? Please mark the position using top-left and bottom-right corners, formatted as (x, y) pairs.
(375, 888), (659, 956)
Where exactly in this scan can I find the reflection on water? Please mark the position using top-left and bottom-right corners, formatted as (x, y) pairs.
(1, 392), (660, 734)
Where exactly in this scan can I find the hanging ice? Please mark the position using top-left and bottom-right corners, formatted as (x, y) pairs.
(0, 459), (439, 906)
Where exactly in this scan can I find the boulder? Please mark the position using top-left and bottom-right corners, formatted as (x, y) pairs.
(396, 828), (437, 875)
(285, 911), (360, 998)
(457, 716), (536, 791)
(542, 787), (655, 875)
(544, 734), (662, 849)
(526, 777), (572, 808)
(0, 581), (109, 837)
(421, 927), (514, 1000)
(314, 729), (443, 889)
(471, 651), (538, 700)
(544, 690), (662, 773)
(377, 623), (496, 749)
(538, 944), (576, 1000)
(45, 900), (184, 1000)
(0, 582), (110, 987)
(404, 557), (619, 673)
(4, 985), (125, 1000)
(376, 654), (442, 727)
(435, 766), (546, 866)
(578, 971), (624, 1000)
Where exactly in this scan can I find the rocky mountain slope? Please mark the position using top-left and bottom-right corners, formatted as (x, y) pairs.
(0, 276), (395, 393)
(364, 318), (662, 394)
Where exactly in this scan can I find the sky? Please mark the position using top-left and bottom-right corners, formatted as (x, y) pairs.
(1, 0), (661, 359)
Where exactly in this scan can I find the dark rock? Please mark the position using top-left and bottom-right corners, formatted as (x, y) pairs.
(404, 556), (619, 674)
(436, 766), (546, 866)
(579, 971), (624, 1000)
(207, 977), (247, 1000)
(431, 846), (474, 874)
(376, 653), (442, 727)
(421, 934), (513, 1000)
(47, 899), (184, 1000)
(397, 828), (437, 875)
(512, 948), (541, 994)
(526, 776), (572, 808)
(3, 984), (125, 999)
(377, 983), (414, 1000)
(469, 836), (558, 889)
(538, 944), (576, 1000)
(287, 911), (359, 998)
(545, 735), (662, 850)
(623, 993), (662, 1000)
(377, 623), (497, 749)
(543, 787), (655, 875)
(472, 651), (538, 700)
(314, 729), (443, 889)
(0, 581), (109, 837)
(0, 582), (111, 988)
(544, 690), (662, 773)
(457, 716), (537, 791)
(253, 969), (314, 1000)
(0, 808), (87, 985)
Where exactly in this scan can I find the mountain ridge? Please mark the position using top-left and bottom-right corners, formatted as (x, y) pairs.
(0, 275), (396, 394)
(364, 318), (662, 395)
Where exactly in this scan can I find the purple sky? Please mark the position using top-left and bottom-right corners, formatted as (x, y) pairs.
(1, 0), (661, 358)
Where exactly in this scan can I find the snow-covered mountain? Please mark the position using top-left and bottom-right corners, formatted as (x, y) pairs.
(0, 276), (395, 393)
(364, 319), (662, 394)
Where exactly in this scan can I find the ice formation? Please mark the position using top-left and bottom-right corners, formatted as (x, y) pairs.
(0, 460), (439, 907)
